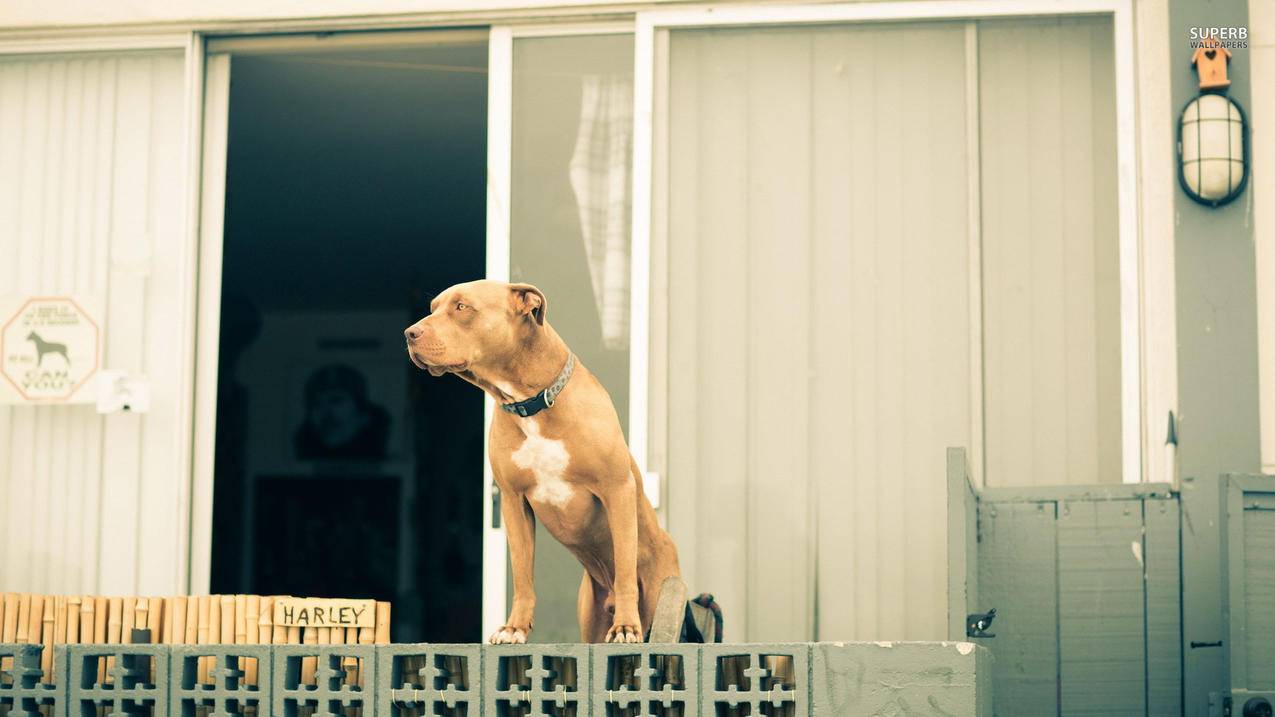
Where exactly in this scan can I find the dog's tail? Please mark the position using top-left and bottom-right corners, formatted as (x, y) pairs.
(683, 593), (723, 643)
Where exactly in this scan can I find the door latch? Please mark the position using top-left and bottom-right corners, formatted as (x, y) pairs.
(491, 484), (502, 529)
(967, 608), (997, 638)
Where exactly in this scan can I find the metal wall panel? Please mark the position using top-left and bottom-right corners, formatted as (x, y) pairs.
(979, 17), (1122, 487)
(1224, 477), (1275, 699)
(1241, 502), (1275, 690)
(664, 21), (971, 641)
(0, 51), (188, 595)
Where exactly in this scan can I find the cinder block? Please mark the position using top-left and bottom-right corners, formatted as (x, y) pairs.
(171, 644), (273, 717)
(0, 643), (64, 717)
(701, 643), (809, 716)
(271, 645), (374, 717)
(810, 641), (993, 716)
(592, 643), (701, 716)
(483, 643), (588, 715)
(375, 643), (480, 717)
(66, 644), (169, 717)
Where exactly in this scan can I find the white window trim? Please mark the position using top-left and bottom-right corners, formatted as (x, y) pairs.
(0, 33), (189, 54)
(188, 47), (231, 595)
(509, 21), (632, 38)
(630, 0), (1149, 487)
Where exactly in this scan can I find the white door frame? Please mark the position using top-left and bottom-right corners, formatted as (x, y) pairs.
(1253, 0), (1275, 474)
(188, 29), (511, 638)
(482, 17), (637, 641)
(484, 25), (513, 641)
(630, 0), (1152, 488)
(188, 48), (231, 595)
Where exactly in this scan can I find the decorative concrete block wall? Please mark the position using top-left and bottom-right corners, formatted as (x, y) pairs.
(591, 642), (699, 714)
(65, 644), (169, 717)
(2, 640), (991, 716)
(0, 643), (61, 717)
(702, 643), (808, 715)
(377, 642), (480, 716)
(484, 643), (588, 715)
(272, 644), (375, 717)
(170, 644), (272, 717)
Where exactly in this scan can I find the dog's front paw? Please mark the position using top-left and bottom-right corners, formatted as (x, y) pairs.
(489, 625), (529, 644)
(605, 622), (643, 644)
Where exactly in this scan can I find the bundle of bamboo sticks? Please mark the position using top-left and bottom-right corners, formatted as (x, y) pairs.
(0, 594), (392, 688)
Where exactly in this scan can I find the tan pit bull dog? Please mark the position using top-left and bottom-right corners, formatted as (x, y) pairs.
(404, 280), (682, 644)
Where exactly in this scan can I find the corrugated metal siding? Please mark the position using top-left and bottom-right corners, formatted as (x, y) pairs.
(664, 22), (971, 641)
(0, 51), (188, 595)
(979, 17), (1122, 487)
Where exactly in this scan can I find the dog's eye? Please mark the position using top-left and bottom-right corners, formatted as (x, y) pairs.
(456, 303), (468, 311)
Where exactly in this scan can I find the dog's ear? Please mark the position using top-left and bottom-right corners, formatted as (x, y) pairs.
(509, 283), (547, 325)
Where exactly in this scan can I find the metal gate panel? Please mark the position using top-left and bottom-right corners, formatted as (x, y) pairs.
(977, 500), (1058, 715)
(1057, 500), (1146, 716)
(1226, 481), (1275, 693)
(1241, 506), (1275, 690)
(976, 484), (1182, 717)
(1145, 496), (1184, 715)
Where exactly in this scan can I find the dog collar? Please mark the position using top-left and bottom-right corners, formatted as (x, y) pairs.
(500, 353), (575, 418)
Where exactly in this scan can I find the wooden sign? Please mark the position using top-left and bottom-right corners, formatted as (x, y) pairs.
(272, 597), (376, 628)
(0, 295), (102, 404)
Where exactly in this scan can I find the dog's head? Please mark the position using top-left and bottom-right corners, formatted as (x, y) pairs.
(404, 280), (547, 376)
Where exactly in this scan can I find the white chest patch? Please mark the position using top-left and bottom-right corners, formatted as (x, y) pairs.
(511, 419), (574, 506)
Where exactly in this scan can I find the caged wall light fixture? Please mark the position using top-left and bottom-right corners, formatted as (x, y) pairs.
(1178, 92), (1249, 207)
(1179, 35), (1249, 207)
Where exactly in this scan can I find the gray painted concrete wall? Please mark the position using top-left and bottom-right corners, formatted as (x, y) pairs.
(1182, 474), (1228, 716)
(1171, 0), (1258, 713)
(1170, 0), (1259, 487)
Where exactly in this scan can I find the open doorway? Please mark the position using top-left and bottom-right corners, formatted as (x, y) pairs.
(208, 33), (487, 643)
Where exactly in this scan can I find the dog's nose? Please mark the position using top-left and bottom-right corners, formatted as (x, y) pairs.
(405, 326), (421, 342)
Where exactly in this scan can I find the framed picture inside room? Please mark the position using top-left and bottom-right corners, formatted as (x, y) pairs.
(288, 357), (407, 465)
(235, 310), (417, 475)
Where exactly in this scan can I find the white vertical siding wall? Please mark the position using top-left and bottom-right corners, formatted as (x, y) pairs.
(0, 51), (189, 595)
(1254, 0), (1275, 475)
(664, 22), (972, 642)
(979, 17), (1121, 487)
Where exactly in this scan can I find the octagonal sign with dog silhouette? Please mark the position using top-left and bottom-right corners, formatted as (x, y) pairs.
(0, 296), (101, 404)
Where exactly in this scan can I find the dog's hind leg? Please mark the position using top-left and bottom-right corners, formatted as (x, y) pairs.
(577, 572), (611, 643)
